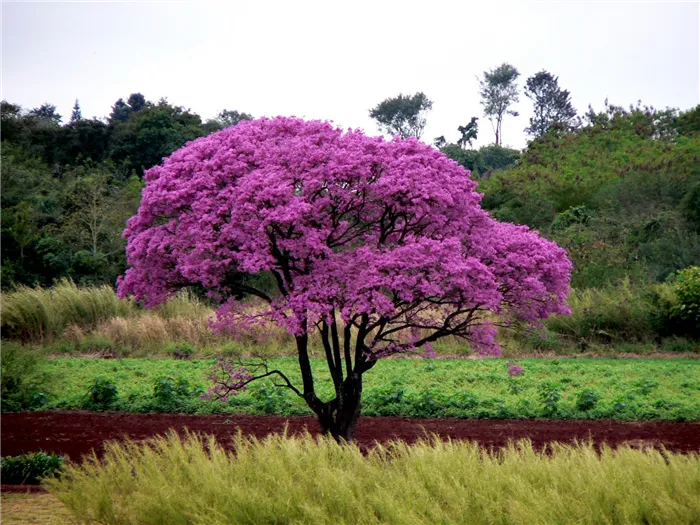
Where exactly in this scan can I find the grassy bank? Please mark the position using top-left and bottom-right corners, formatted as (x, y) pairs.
(2, 281), (698, 357)
(47, 431), (700, 525)
(14, 355), (700, 421)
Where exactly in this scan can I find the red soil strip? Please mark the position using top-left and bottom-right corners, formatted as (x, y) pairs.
(1, 484), (47, 494)
(2, 411), (699, 463)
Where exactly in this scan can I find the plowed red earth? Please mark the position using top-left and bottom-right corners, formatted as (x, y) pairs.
(3, 412), (699, 462)
(4, 412), (697, 494)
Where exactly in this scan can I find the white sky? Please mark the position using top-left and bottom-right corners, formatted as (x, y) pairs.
(2, 0), (699, 149)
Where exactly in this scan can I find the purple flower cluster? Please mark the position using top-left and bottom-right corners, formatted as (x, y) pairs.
(507, 362), (524, 376)
(118, 117), (572, 358)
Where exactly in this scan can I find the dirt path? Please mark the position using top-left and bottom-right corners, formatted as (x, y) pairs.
(3, 411), (699, 460)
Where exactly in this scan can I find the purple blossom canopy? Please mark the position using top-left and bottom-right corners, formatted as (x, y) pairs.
(118, 117), (572, 357)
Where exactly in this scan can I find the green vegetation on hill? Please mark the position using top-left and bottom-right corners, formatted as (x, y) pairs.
(477, 102), (700, 288)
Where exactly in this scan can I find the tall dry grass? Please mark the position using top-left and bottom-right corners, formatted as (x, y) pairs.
(1, 280), (133, 341)
(47, 431), (700, 525)
(543, 279), (673, 344)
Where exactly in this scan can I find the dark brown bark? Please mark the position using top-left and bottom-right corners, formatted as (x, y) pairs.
(317, 373), (363, 442)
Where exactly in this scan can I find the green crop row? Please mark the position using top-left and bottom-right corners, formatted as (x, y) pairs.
(10, 355), (700, 421)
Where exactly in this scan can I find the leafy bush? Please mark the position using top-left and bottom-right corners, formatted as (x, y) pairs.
(250, 384), (291, 414)
(85, 377), (118, 410)
(550, 205), (592, 231)
(152, 375), (203, 410)
(1, 452), (65, 484)
(166, 343), (196, 360)
(539, 382), (564, 415)
(0, 343), (50, 412)
(575, 389), (600, 411)
(672, 266), (700, 326)
(363, 386), (408, 416)
(478, 106), (700, 288)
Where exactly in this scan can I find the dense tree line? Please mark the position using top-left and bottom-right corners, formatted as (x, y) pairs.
(2, 82), (699, 291)
(1, 94), (251, 288)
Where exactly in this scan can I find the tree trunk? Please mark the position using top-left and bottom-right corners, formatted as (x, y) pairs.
(318, 373), (363, 442)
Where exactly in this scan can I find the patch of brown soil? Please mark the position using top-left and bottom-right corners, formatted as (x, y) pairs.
(3, 411), (698, 461)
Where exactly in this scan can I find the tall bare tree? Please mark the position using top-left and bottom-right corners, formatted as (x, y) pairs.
(478, 63), (520, 145)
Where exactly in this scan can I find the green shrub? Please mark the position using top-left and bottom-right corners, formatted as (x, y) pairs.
(672, 266), (700, 326)
(85, 377), (118, 410)
(539, 382), (564, 415)
(165, 343), (196, 360)
(551, 205), (592, 231)
(0, 343), (50, 412)
(152, 376), (202, 410)
(363, 386), (408, 416)
(250, 384), (292, 414)
(575, 389), (599, 411)
(1, 452), (65, 484)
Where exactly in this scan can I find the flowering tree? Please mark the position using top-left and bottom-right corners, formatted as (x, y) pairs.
(118, 117), (572, 440)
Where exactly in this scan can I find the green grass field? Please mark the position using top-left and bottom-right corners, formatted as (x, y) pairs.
(32, 356), (700, 421)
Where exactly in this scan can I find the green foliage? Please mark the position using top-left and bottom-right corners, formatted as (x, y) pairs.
(47, 432), (700, 525)
(524, 70), (579, 138)
(550, 205), (591, 231)
(369, 92), (433, 139)
(32, 357), (700, 421)
(681, 182), (700, 232)
(151, 375), (202, 410)
(479, 103), (700, 288)
(675, 105), (700, 137)
(0, 344), (50, 412)
(671, 266), (700, 326)
(249, 384), (292, 414)
(441, 143), (519, 178)
(166, 343), (196, 360)
(109, 98), (205, 175)
(203, 109), (253, 132)
(575, 389), (599, 411)
(539, 382), (564, 415)
(479, 62), (520, 145)
(1, 452), (65, 485)
(543, 281), (672, 346)
(85, 377), (119, 410)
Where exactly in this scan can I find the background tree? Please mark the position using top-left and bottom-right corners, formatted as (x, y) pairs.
(70, 100), (82, 122)
(108, 93), (148, 124)
(109, 97), (205, 175)
(478, 63), (520, 145)
(5, 202), (40, 266)
(524, 71), (578, 138)
(433, 136), (447, 149)
(1, 101), (27, 146)
(203, 109), (253, 133)
(457, 117), (479, 148)
(369, 92), (433, 139)
(28, 103), (62, 125)
(118, 117), (572, 441)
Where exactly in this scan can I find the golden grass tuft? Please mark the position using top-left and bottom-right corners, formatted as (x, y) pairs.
(47, 431), (700, 525)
